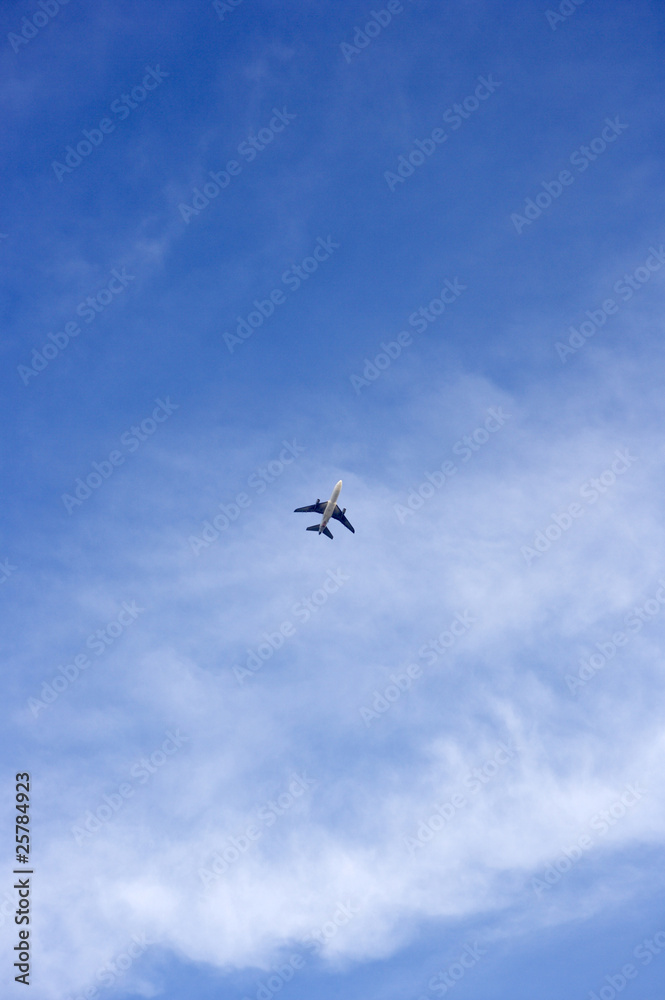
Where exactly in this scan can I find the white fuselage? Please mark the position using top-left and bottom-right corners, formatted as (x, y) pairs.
(320, 480), (342, 531)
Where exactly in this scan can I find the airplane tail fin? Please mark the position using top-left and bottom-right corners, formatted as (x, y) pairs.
(306, 524), (333, 538)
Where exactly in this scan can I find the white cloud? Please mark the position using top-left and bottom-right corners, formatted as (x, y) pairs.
(9, 356), (665, 997)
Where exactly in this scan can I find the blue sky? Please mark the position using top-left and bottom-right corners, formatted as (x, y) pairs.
(2, 0), (665, 997)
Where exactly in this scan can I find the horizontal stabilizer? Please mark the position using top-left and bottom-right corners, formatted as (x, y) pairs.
(306, 524), (333, 538)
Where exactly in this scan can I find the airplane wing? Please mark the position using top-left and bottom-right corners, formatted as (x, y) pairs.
(332, 505), (355, 533)
(294, 501), (326, 514)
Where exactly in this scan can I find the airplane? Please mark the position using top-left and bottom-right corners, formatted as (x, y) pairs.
(294, 479), (355, 539)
